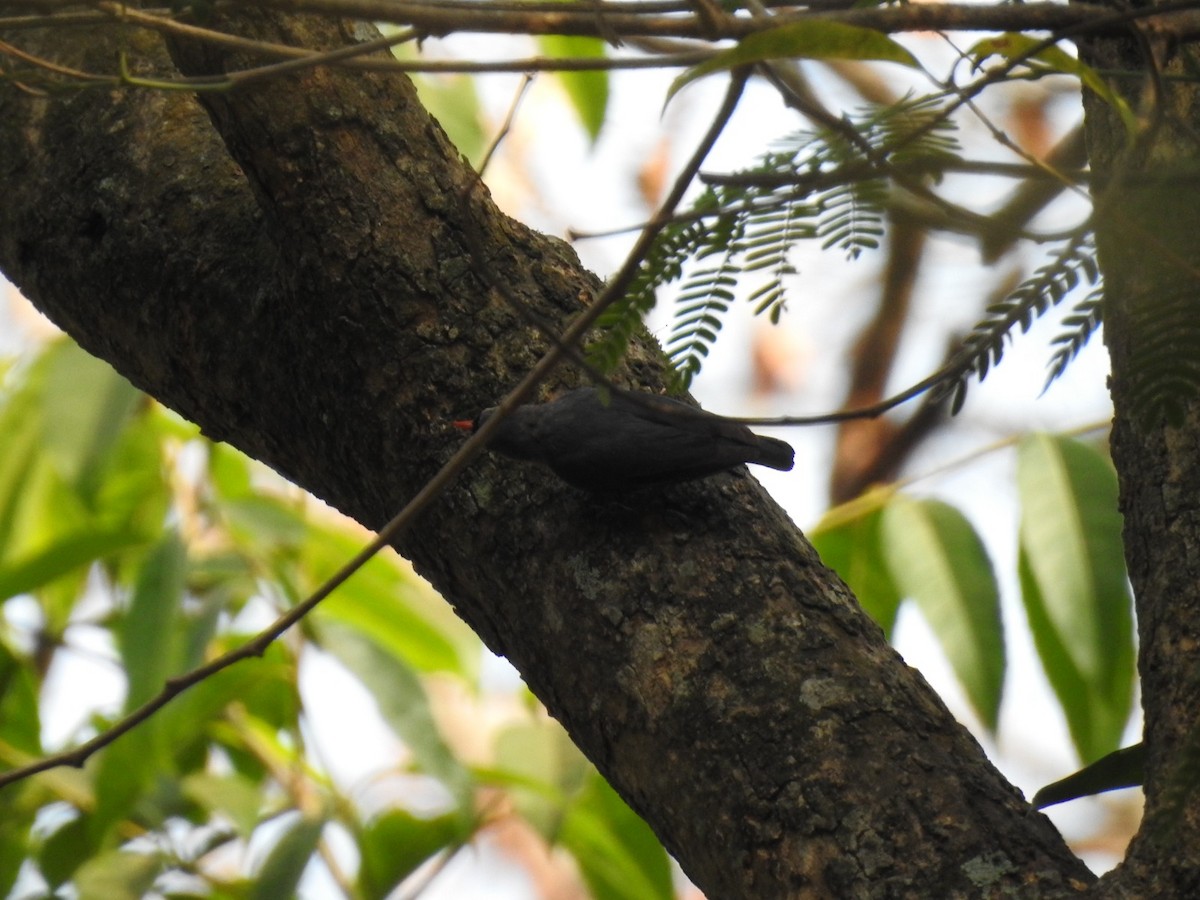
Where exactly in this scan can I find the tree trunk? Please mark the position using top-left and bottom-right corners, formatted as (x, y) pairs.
(0, 12), (1096, 897)
(1080, 12), (1200, 897)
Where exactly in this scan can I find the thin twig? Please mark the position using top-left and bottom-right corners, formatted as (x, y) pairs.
(703, 158), (1092, 187)
(477, 71), (535, 177)
(101, 4), (715, 74)
(0, 36), (113, 82)
(11, 0), (1200, 41)
(239, 0), (1197, 41)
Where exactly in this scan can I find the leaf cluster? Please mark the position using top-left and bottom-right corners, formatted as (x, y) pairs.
(588, 95), (962, 389)
(812, 433), (1136, 766)
(0, 341), (673, 900)
(943, 231), (1103, 412)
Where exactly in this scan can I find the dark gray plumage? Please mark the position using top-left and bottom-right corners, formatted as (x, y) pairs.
(457, 387), (794, 491)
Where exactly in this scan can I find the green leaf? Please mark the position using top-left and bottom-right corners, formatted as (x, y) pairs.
(559, 772), (673, 900)
(0, 452), (91, 570)
(0, 382), (42, 555)
(182, 772), (265, 838)
(309, 524), (478, 678)
(88, 540), (212, 842)
(222, 495), (309, 548)
(318, 624), (474, 809)
(251, 814), (325, 900)
(38, 814), (93, 889)
(494, 720), (589, 840)
(0, 527), (145, 603)
(968, 34), (1136, 134)
(0, 339), (140, 530)
(314, 578), (473, 677)
(90, 411), (170, 536)
(882, 497), (1005, 731)
(185, 638), (299, 737)
(73, 849), (162, 900)
(163, 641), (297, 785)
(0, 798), (32, 898)
(0, 346), (162, 607)
(88, 724), (161, 848)
(810, 487), (902, 635)
(39, 340), (142, 498)
(1017, 433), (1134, 762)
(540, 34), (609, 141)
(668, 22), (918, 104)
(119, 532), (188, 709)
(1032, 743), (1144, 809)
(0, 639), (41, 755)
(208, 442), (254, 499)
(357, 810), (470, 900)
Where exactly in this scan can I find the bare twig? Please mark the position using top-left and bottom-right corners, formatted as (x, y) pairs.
(0, 36), (113, 82)
(477, 71), (535, 177)
(244, 0), (1194, 41)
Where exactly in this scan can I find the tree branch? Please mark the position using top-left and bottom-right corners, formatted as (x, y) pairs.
(0, 10), (1096, 895)
(248, 0), (1200, 40)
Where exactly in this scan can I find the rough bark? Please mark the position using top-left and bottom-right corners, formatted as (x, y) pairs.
(0, 12), (1097, 897)
(1080, 10), (1200, 896)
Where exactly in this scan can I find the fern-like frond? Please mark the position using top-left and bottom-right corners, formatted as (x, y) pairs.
(666, 259), (739, 384)
(876, 94), (962, 176)
(944, 231), (1098, 413)
(586, 216), (716, 374)
(587, 94), (965, 384)
(1043, 287), (1104, 393)
(742, 201), (816, 320)
(814, 181), (887, 260)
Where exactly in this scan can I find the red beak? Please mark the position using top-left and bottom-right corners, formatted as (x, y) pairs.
(452, 419), (475, 431)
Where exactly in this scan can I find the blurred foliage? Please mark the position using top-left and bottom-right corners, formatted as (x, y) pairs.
(0, 339), (674, 899)
(538, 34), (610, 142)
(0, 13), (1153, 888)
(666, 20), (918, 104)
(0, 335), (1139, 900)
(882, 496), (1005, 732)
(813, 433), (1136, 759)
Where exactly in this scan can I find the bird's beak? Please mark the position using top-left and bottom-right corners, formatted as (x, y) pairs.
(452, 419), (475, 432)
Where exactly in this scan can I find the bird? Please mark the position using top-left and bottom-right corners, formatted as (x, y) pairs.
(454, 386), (794, 492)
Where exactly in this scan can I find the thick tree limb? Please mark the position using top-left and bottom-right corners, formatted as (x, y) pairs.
(0, 11), (1097, 897)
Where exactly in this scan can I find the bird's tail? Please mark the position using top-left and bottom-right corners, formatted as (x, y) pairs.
(755, 435), (795, 472)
